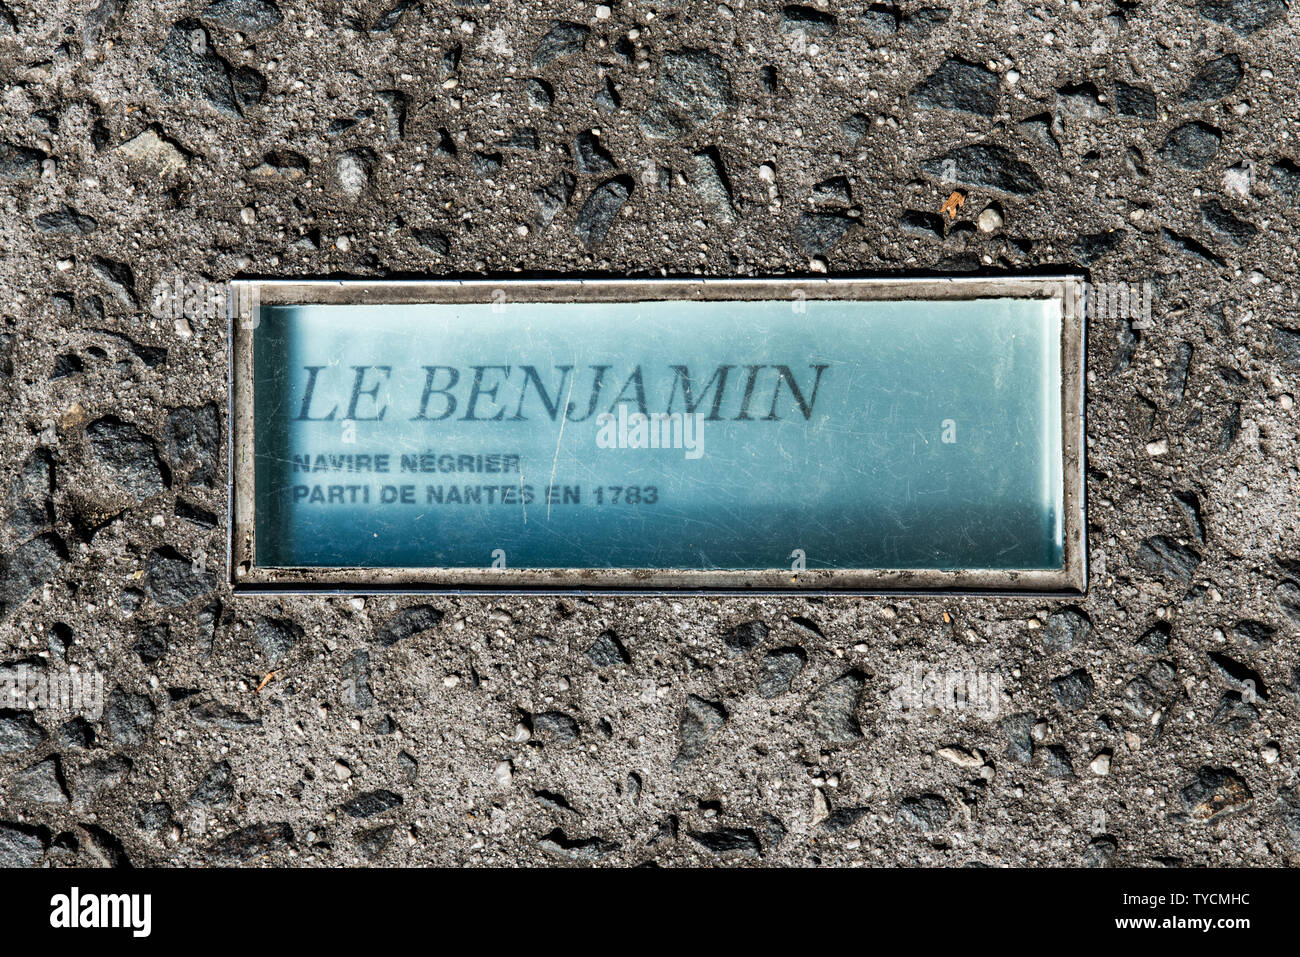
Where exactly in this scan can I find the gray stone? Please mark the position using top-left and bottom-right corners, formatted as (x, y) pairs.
(1115, 81), (1157, 119)
(1136, 535), (1202, 583)
(533, 21), (589, 68)
(807, 670), (864, 743)
(911, 58), (999, 116)
(1159, 122), (1222, 170)
(676, 694), (726, 761)
(901, 209), (944, 237)
(1001, 711), (1036, 764)
(341, 789), (403, 818)
(573, 131), (615, 174)
(689, 827), (761, 856)
(0, 142), (43, 180)
(821, 806), (870, 832)
(134, 624), (168, 663)
(1272, 326), (1300, 369)
(1201, 200), (1257, 245)
(797, 211), (857, 256)
(113, 127), (189, 177)
(897, 794), (951, 830)
(861, 4), (899, 32)
(57, 717), (95, 749)
(1173, 489), (1205, 542)
(595, 77), (620, 113)
(1135, 622), (1172, 655)
(76, 755), (132, 802)
(370, 0), (416, 33)
(146, 547), (215, 606)
(34, 206), (97, 235)
(1233, 620), (1275, 645)
(1018, 114), (1060, 154)
(150, 20), (239, 114)
(190, 760), (234, 808)
(0, 534), (64, 619)
(1040, 744), (1075, 778)
(534, 171), (576, 225)
(135, 801), (176, 835)
(1184, 54), (1244, 101)
(842, 112), (870, 144)
(357, 824), (397, 860)
(470, 152), (502, 176)
(1050, 669), (1095, 710)
(375, 605), (443, 646)
(1270, 159), (1300, 198)
(201, 0), (283, 33)
(1196, 0), (1286, 34)
(90, 257), (138, 306)
(209, 822), (293, 860)
(1212, 692), (1258, 731)
(533, 711), (580, 743)
(921, 143), (1043, 194)
(0, 710), (46, 753)
(1084, 836), (1118, 867)
(574, 177), (631, 246)
(1072, 229), (1126, 266)
(498, 128), (538, 151)
(537, 827), (618, 860)
(342, 649), (374, 707)
(1167, 344), (1194, 405)
(397, 751), (417, 783)
(337, 148), (375, 197)
(780, 5), (838, 35)
(757, 648), (806, 697)
(722, 620), (767, 656)
(526, 78), (553, 110)
(1208, 651), (1267, 699)
(6, 449), (54, 539)
(1182, 767), (1252, 820)
(11, 756), (69, 804)
(105, 688), (156, 747)
(189, 699), (261, 730)
(901, 7), (951, 32)
(1123, 676), (1161, 719)
(164, 404), (220, 487)
(79, 823), (131, 867)
(254, 616), (302, 663)
(533, 789), (575, 812)
(87, 417), (167, 499)
(813, 175), (853, 206)
(690, 147), (736, 222)
(640, 50), (734, 139)
(1163, 227), (1223, 265)
(376, 92), (409, 143)
(585, 630), (630, 667)
(198, 603), (223, 649)
(404, 229), (446, 258)
(761, 813), (787, 850)
(0, 822), (46, 866)
(1057, 82), (1106, 118)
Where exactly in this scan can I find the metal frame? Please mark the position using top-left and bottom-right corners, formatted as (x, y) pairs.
(229, 276), (1087, 594)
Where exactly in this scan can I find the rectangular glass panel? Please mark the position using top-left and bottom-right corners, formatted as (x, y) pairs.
(247, 290), (1070, 577)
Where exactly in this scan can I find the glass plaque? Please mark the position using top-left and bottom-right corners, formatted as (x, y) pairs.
(230, 278), (1085, 592)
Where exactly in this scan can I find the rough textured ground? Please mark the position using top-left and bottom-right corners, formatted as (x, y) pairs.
(2, 0), (1300, 867)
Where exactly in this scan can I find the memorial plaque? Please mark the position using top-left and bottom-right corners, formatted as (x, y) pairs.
(230, 278), (1085, 592)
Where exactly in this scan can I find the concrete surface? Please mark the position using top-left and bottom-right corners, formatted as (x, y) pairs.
(1, 0), (1299, 866)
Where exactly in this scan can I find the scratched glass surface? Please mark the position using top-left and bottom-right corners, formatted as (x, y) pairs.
(253, 298), (1064, 570)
